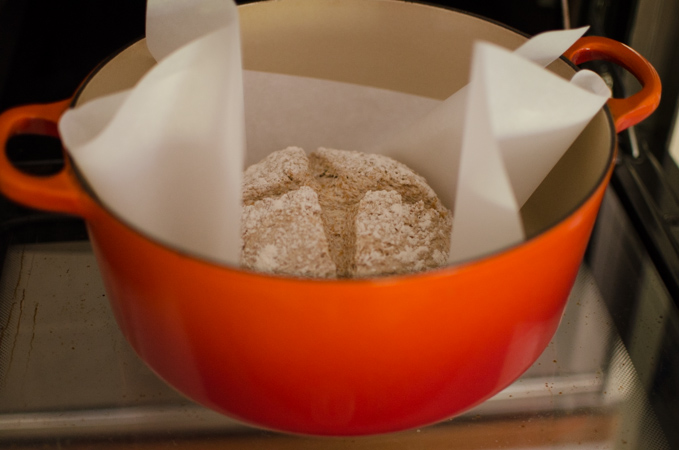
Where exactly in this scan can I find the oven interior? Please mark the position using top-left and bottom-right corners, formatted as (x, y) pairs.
(1, 0), (678, 448)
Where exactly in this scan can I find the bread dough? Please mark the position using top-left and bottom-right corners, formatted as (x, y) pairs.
(241, 147), (452, 278)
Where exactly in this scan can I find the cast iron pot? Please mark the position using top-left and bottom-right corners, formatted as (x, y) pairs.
(0, 0), (661, 436)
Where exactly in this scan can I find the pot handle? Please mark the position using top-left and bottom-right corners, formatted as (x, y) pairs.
(0, 100), (89, 217)
(564, 36), (661, 133)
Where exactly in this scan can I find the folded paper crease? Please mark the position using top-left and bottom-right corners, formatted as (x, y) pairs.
(58, 0), (610, 268)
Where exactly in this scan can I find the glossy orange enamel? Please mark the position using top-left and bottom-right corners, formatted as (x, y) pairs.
(0, 99), (614, 434)
(0, 6), (660, 435)
(564, 36), (662, 132)
(79, 170), (609, 435)
(0, 100), (89, 216)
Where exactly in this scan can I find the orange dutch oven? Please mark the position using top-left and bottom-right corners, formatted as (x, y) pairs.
(0, 0), (661, 436)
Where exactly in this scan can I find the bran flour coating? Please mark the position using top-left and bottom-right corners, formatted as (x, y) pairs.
(241, 147), (452, 278)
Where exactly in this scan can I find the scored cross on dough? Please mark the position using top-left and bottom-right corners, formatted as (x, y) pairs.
(241, 147), (452, 278)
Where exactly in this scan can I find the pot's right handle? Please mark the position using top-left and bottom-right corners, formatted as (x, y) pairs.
(564, 36), (661, 133)
(0, 100), (89, 217)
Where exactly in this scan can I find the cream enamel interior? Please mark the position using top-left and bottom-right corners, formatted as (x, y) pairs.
(74, 0), (613, 240)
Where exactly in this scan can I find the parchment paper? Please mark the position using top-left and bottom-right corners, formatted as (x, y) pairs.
(60, 0), (245, 264)
(58, 0), (611, 267)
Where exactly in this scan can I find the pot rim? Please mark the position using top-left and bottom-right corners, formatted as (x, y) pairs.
(66, 1), (617, 281)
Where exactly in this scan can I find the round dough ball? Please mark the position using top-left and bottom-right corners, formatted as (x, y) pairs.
(241, 147), (452, 278)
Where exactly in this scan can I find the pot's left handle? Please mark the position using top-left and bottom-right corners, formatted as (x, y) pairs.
(0, 100), (89, 217)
